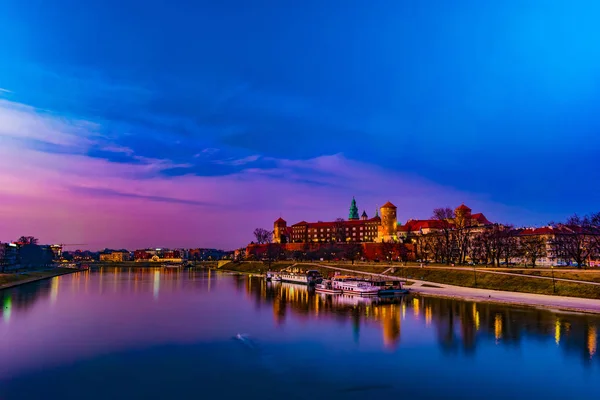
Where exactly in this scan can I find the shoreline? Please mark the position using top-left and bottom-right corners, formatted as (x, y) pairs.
(0, 268), (82, 291)
(218, 264), (600, 315)
(410, 287), (600, 315)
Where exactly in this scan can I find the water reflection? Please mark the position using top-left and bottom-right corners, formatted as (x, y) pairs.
(1, 268), (599, 371)
(238, 275), (600, 364)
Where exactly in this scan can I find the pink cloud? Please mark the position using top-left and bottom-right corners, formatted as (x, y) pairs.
(0, 99), (549, 250)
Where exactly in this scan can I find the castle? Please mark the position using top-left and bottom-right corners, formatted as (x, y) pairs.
(273, 198), (492, 244)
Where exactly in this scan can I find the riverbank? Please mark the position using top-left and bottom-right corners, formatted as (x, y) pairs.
(408, 280), (600, 314)
(218, 261), (600, 314)
(0, 268), (81, 291)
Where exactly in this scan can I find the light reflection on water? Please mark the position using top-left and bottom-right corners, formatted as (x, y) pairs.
(0, 268), (598, 400)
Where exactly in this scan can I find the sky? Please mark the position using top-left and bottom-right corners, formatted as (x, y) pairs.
(1, 0), (600, 250)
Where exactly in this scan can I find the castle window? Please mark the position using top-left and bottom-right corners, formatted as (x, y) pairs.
(360, 227), (363, 230)
(320, 229), (324, 232)
(353, 227), (356, 231)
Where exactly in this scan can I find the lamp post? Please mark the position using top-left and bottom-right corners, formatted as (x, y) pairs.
(551, 266), (556, 293)
(473, 264), (477, 287)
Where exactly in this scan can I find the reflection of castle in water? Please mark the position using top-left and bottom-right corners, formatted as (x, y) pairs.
(240, 276), (600, 364)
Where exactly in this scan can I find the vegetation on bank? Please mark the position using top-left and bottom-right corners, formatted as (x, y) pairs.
(392, 266), (600, 300)
(0, 268), (78, 289)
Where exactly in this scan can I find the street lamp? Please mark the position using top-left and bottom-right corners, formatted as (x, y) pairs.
(473, 264), (477, 287)
(551, 266), (556, 293)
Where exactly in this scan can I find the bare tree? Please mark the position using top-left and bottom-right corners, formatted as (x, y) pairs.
(17, 236), (38, 245)
(253, 228), (272, 245)
(519, 235), (547, 267)
(549, 215), (597, 268)
(333, 218), (347, 243)
(499, 225), (519, 266)
(344, 243), (362, 264)
(432, 208), (455, 264)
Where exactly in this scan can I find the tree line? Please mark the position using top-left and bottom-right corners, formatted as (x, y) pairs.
(413, 209), (600, 267)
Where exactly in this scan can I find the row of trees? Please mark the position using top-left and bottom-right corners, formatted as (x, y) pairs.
(413, 210), (600, 267)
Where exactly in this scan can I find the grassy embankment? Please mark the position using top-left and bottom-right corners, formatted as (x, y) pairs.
(0, 268), (79, 290)
(393, 266), (600, 300)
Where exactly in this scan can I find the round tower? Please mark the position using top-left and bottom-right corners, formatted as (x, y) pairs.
(379, 201), (397, 241)
(273, 217), (287, 244)
(455, 204), (472, 227)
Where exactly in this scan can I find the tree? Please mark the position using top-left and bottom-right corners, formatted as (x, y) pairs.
(344, 243), (362, 264)
(253, 228), (272, 245)
(549, 215), (597, 268)
(17, 236), (38, 245)
(333, 218), (347, 243)
(499, 225), (519, 266)
(432, 208), (455, 264)
(519, 235), (547, 267)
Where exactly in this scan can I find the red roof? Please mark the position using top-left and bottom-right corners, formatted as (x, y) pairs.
(518, 226), (557, 236)
(398, 219), (449, 232)
(275, 217), (286, 224)
(471, 213), (491, 225)
(456, 204), (472, 211)
(381, 201), (396, 209)
(291, 217), (380, 229)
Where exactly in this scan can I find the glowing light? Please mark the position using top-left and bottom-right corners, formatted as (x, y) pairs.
(153, 270), (160, 300)
(402, 302), (406, 320)
(494, 314), (503, 343)
(425, 305), (432, 326)
(412, 298), (420, 318)
(3, 296), (12, 324)
(50, 277), (60, 304)
(555, 319), (561, 345)
(588, 326), (597, 358)
(473, 304), (480, 331)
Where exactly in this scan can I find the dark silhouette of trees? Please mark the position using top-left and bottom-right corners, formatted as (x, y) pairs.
(17, 236), (38, 245)
(333, 218), (347, 243)
(253, 228), (272, 244)
(345, 243), (362, 264)
(519, 236), (547, 267)
(549, 215), (597, 268)
(432, 208), (455, 264)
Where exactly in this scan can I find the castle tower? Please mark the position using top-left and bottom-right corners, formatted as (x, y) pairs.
(378, 201), (397, 242)
(361, 210), (368, 221)
(348, 197), (359, 220)
(455, 204), (472, 228)
(273, 217), (287, 244)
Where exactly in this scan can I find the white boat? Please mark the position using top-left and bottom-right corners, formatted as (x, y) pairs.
(265, 272), (282, 282)
(315, 280), (343, 294)
(279, 270), (323, 286)
(331, 276), (379, 296)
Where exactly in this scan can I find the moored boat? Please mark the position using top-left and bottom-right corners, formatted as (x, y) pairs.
(265, 272), (282, 282)
(331, 276), (379, 296)
(315, 280), (343, 294)
(279, 270), (323, 286)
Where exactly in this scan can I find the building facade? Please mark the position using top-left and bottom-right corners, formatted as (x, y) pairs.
(275, 198), (395, 244)
(99, 251), (132, 262)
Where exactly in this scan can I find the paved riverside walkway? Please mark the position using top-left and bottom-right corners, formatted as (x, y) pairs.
(302, 263), (600, 314)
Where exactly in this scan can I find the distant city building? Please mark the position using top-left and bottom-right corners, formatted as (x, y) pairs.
(99, 251), (132, 262)
(134, 248), (184, 263)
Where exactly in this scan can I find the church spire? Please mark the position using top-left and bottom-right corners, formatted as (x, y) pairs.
(375, 206), (379, 218)
(348, 197), (359, 220)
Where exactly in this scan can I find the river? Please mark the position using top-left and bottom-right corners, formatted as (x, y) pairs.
(0, 267), (599, 399)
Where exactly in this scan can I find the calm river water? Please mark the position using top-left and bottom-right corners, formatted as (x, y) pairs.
(0, 268), (599, 399)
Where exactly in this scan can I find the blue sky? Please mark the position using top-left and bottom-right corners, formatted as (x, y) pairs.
(1, 0), (599, 248)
